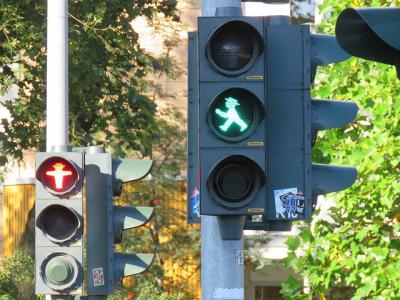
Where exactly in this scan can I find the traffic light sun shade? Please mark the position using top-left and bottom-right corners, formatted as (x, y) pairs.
(336, 7), (400, 78)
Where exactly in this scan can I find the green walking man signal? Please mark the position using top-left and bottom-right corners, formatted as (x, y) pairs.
(215, 97), (248, 132)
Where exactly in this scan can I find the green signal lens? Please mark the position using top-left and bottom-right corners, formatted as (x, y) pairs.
(42, 253), (80, 291)
(209, 88), (260, 142)
(214, 97), (249, 133)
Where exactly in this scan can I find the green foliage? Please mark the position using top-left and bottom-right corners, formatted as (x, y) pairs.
(0, 0), (179, 166)
(281, 1), (400, 299)
(0, 250), (42, 300)
(109, 281), (188, 300)
(245, 234), (274, 272)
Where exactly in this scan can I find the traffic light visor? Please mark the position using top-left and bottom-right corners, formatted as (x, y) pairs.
(336, 8), (400, 68)
(36, 156), (81, 195)
(206, 20), (264, 76)
(208, 88), (262, 142)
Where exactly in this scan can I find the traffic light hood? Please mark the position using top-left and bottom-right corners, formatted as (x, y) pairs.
(310, 34), (351, 82)
(336, 8), (400, 77)
(113, 159), (153, 183)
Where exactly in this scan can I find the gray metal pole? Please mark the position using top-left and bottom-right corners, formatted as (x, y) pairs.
(201, 2), (244, 300)
(46, 0), (69, 299)
(46, 0), (69, 151)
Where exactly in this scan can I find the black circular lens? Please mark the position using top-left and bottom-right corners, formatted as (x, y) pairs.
(210, 27), (253, 71)
(208, 155), (265, 209)
(206, 21), (264, 76)
(216, 164), (252, 202)
(38, 205), (80, 243)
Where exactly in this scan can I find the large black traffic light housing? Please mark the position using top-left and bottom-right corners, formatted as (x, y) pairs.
(188, 15), (359, 234)
(35, 152), (84, 296)
(197, 16), (267, 239)
(336, 8), (400, 78)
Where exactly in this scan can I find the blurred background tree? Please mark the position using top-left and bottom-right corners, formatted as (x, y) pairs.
(0, 0), (178, 166)
(281, 1), (400, 299)
(0, 1), (201, 299)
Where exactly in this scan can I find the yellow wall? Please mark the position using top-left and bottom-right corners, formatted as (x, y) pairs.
(2, 184), (35, 257)
(122, 181), (201, 299)
(161, 182), (201, 300)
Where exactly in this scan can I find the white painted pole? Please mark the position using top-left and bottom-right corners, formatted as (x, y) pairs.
(201, 3), (244, 300)
(45, 1), (70, 299)
(46, 0), (69, 152)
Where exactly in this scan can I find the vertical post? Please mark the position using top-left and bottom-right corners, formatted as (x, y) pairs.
(46, 0), (69, 151)
(46, 1), (69, 299)
(201, 3), (244, 300)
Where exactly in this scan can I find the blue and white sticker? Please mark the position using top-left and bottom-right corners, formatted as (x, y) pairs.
(92, 267), (104, 286)
(274, 188), (305, 219)
(191, 187), (200, 218)
(235, 249), (244, 265)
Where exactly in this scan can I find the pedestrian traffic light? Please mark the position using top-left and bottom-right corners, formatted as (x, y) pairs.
(197, 16), (266, 239)
(85, 146), (154, 295)
(35, 152), (84, 296)
(188, 14), (360, 235)
(336, 7), (400, 79)
(264, 17), (358, 224)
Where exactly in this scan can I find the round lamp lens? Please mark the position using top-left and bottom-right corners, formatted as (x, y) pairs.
(206, 20), (264, 75)
(216, 163), (252, 202)
(210, 26), (253, 71)
(38, 204), (80, 243)
(209, 88), (259, 141)
(36, 156), (80, 195)
(42, 253), (79, 291)
(207, 155), (265, 209)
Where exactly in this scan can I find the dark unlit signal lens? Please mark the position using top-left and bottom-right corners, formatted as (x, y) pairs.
(207, 21), (263, 75)
(37, 204), (80, 243)
(208, 155), (265, 209)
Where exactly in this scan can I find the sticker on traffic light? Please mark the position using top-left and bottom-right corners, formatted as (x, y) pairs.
(208, 88), (261, 142)
(36, 156), (81, 196)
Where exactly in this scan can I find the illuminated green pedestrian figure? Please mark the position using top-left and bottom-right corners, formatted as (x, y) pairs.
(215, 97), (248, 133)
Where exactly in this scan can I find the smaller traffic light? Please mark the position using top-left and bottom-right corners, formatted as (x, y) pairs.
(35, 152), (84, 296)
(85, 146), (154, 296)
(336, 7), (400, 78)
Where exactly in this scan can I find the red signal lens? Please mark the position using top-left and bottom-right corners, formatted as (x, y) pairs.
(36, 156), (80, 195)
